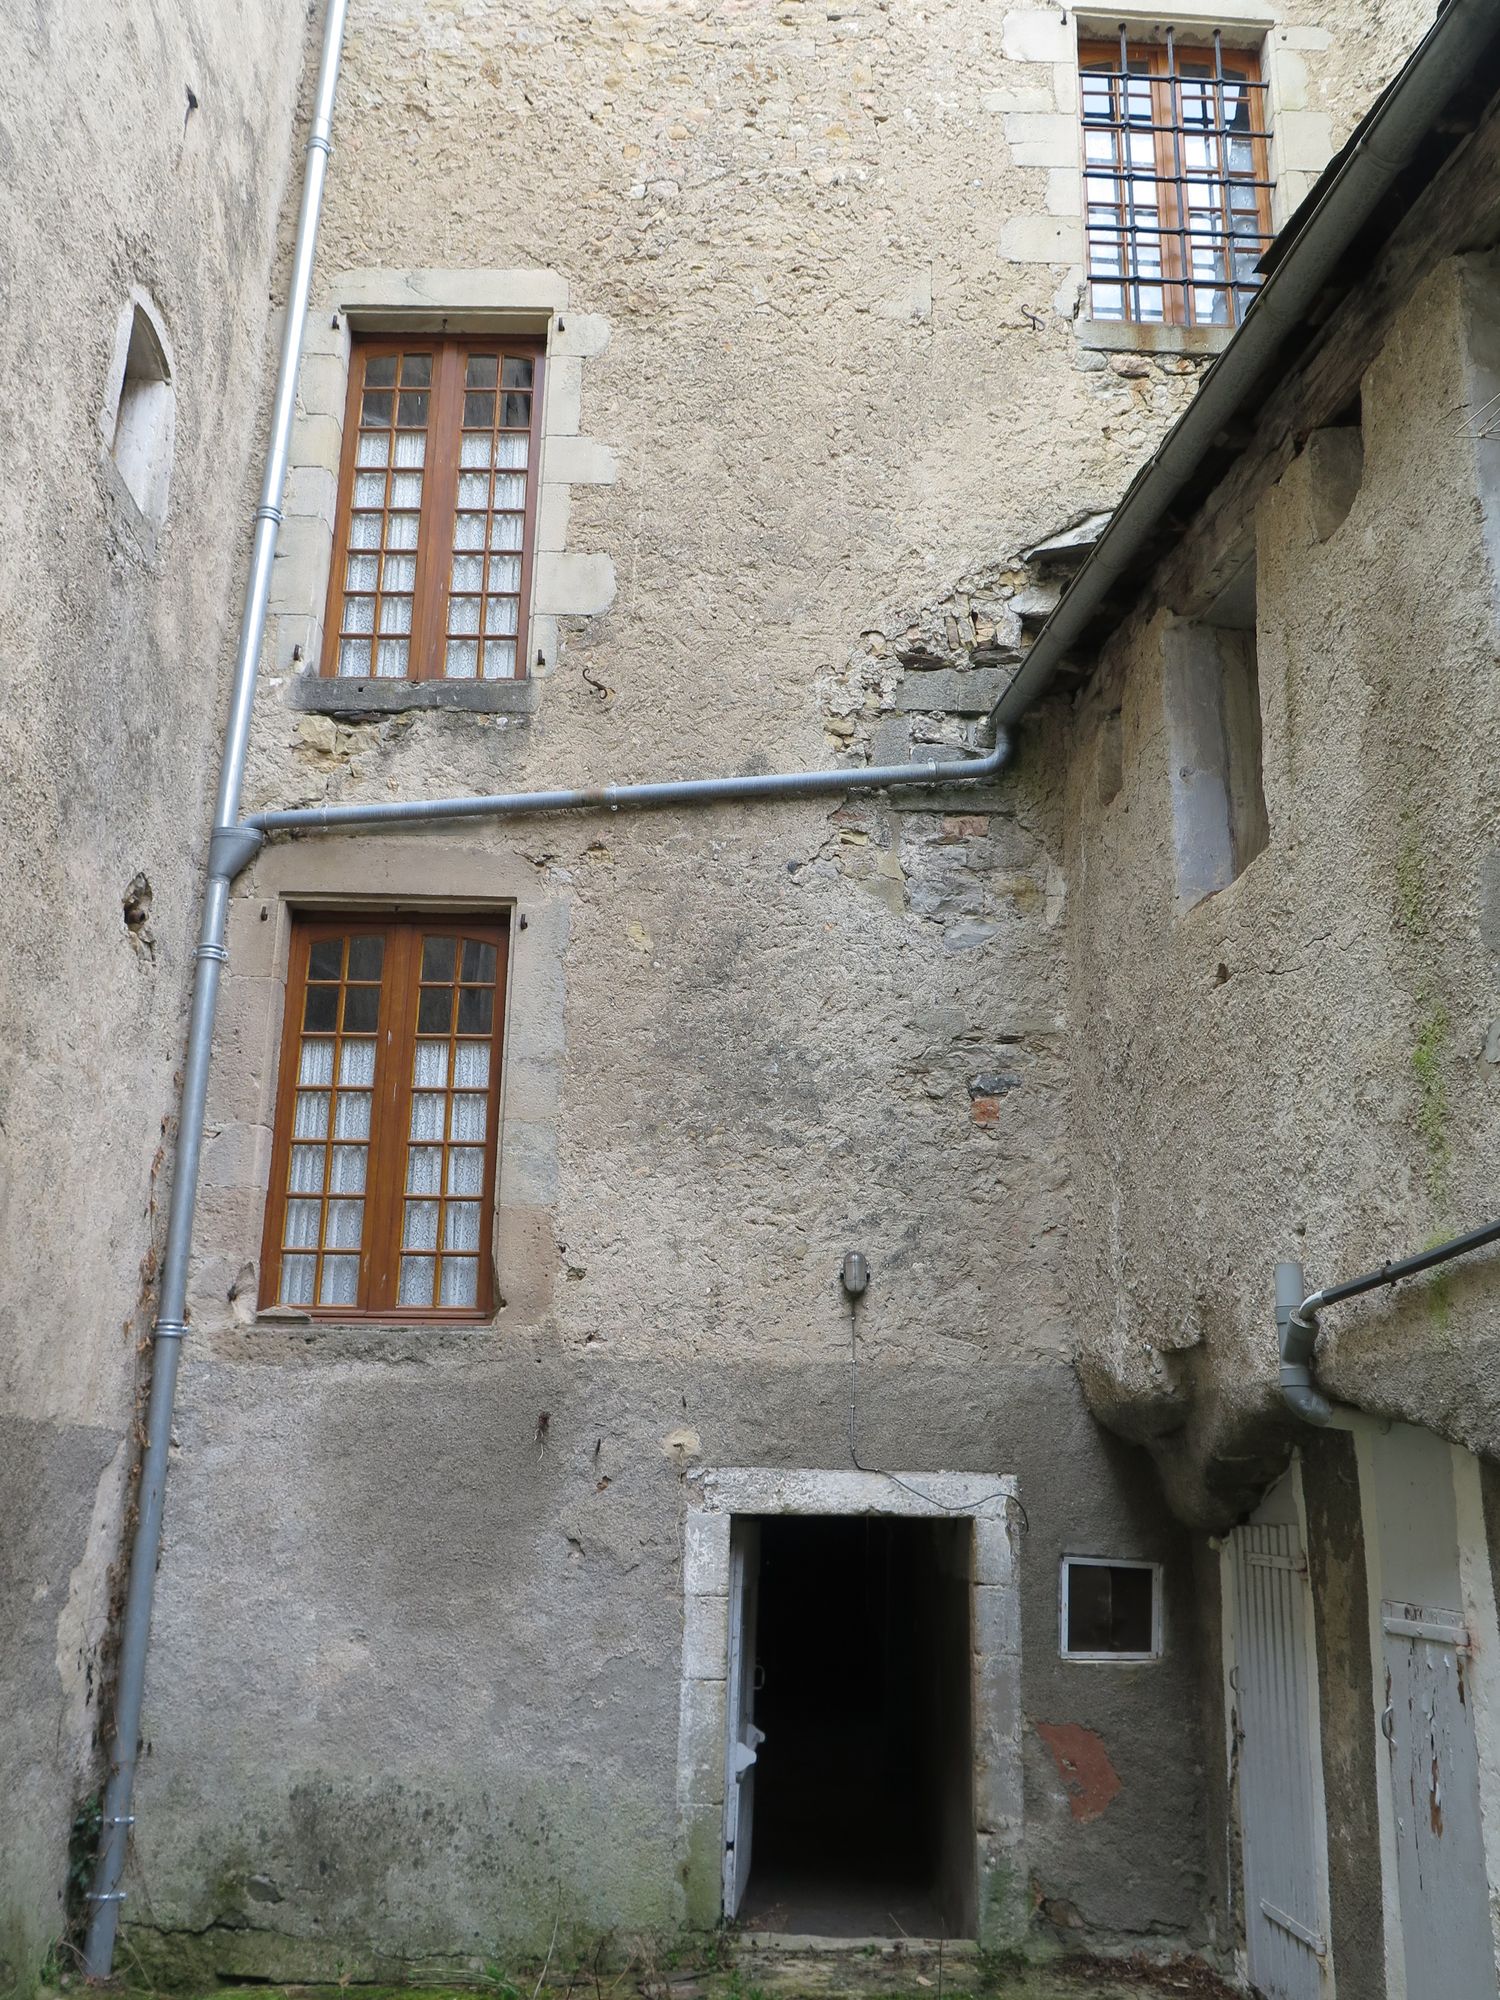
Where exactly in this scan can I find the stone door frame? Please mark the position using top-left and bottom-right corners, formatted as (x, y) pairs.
(673, 1466), (1024, 1946)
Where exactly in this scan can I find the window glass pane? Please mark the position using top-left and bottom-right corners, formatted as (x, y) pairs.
(447, 1148), (484, 1195)
(343, 986), (380, 1033)
(444, 1202), (481, 1252)
(464, 391), (496, 428)
(284, 1199), (320, 1250)
(330, 1146), (367, 1194)
(398, 1255), (435, 1306)
(319, 1255), (360, 1306)
(418, 987), (455, 1034)
(461, 939), (497, 984)
(356, 433), (390, 468)
(501, 356), (534, 390)
(339, 1040), (376, 1087)
(422, 937), (456, 982)
(466, 354), (498, 388)
(403, 1201), (439, 1251)
(454, 1042), (491, 1088)
(413, 1040), (449, 1087)
(281, 1253), (316, 1305)
(402, 353), (432, 387)
(333, 1093), (371, 1140)
(299, 1038), (335, 1086)
(1065, 1562), (1156, 1654)
(289, 1146), (325, 1194)
(376, 640), (409, 677)
(294, 1090), (330, 1139)
(482, 641), (517, 680)
(446, 639), (479, 678)
(394, 430), (426, 468)
(457, 986), (493, 1035)
(407, 1147), (443, 1195)
(346, 936), (384, 980)
(410, 1092), (447, 1142)
(325, 1199), (364, 1250)
(361, 389), (393, 426)
(452, 1095), (487, 1142)
(364, 355), (397, 388)
(440, 1260), (479, 1308)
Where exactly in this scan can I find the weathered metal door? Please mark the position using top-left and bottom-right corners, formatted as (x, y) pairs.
(1364, 1418), (1499, 2000)
(1381, 1600), (1496, 2000)
(1229, 1520), (1326, 2000)
(722, 1518), (764, 1919)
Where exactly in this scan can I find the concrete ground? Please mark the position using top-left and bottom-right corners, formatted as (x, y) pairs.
(62, 1957), (1237, 2000)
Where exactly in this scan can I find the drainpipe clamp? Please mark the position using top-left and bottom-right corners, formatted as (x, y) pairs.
(86, 1892), (127, 1903)
(151, 1320), (188, 1343)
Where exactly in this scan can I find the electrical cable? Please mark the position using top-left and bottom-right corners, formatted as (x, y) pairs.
(845, 1288), (1027, 1531)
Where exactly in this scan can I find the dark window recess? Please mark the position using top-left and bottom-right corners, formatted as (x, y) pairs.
(1063, 1559), (1158, 1657)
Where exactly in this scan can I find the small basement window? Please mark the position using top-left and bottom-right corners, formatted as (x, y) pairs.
(1060, 1557), (1161, 1661)
(105, 298), (175, 525)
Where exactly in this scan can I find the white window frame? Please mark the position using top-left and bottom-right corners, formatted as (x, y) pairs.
(1059, 1553), (1164, 1662)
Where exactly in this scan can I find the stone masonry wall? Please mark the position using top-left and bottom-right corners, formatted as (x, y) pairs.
(0, 1), (308, 1982)
(112, 0), (1434, 1971)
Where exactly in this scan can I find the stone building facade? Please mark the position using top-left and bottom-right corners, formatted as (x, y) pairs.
(3, 0), (1473, 1992)
(0, 1), (306, 1982)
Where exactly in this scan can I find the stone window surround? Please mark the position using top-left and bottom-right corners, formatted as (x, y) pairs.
(996, 2), (1335, 353)
(674, 1466), (1025, 1947)
(190, 836), (566, 1336)
(268, 269), (616, 718)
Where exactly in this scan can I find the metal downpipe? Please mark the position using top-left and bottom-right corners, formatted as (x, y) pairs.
(82, 0), (348, 1972)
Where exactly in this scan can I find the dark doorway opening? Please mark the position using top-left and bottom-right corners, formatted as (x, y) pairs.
(737, 1513), (975, 1938)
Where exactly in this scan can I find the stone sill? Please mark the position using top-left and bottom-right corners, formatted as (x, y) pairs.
(1075, 319), (1233, 357)
(287, 674), (541, 718)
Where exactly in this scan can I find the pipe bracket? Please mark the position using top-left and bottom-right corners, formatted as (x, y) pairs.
(151, 1321), (188, 1343)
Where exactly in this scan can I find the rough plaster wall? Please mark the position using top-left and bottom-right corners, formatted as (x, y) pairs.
(0, 0), (305, 1978)
(1065, 257), (1500, 1525)
(104, 0), (1427, 1969)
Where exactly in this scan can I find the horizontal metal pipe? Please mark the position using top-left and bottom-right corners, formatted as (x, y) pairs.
(247, 732), (1011, 835)
(1299, 1214), (1500, 1323)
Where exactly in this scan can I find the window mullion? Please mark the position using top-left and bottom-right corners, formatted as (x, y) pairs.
(366, 924), (417, 1309)
(1150, 51), (1186, 327)
(412, 343), (462, 681)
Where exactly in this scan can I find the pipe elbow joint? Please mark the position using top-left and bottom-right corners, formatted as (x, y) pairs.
(1280, 1365), (1334, 1427)
(208, 823), (266, 883)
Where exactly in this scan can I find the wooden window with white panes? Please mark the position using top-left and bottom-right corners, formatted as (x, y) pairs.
(261, 916), (508, 1317)
(322, 336), (544, 682)
(1080, 30), (1273, 329)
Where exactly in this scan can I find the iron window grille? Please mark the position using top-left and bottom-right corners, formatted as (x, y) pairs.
(1080, 28), (1273, 330)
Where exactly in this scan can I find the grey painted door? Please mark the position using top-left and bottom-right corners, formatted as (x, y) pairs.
(1381, 1601), (1496, 2000)
(1230, 1522), (1325, 2000)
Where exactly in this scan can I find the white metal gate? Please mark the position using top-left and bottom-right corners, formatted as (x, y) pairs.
(1380, 1600), (1497, 2000)
(1229, 1522), (1326, 2000)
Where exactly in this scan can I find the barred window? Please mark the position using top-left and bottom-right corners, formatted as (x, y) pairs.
(261, 916), (508, 1317)
(322, 335), (544, 682)
(1081, 31), (1273, 330)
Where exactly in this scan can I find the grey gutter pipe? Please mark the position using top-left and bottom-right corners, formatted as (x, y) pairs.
(82, 0), (351, 1972)
(1276, 1215), (1500, 1427)
(985, 0), (1497, 738)
(245, 734), (1011, 837)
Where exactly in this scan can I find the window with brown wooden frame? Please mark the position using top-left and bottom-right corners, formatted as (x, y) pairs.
(1080, 30), (1273, 330)
(260, 915), (509, 1317)
(322, 335), (544, 682)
